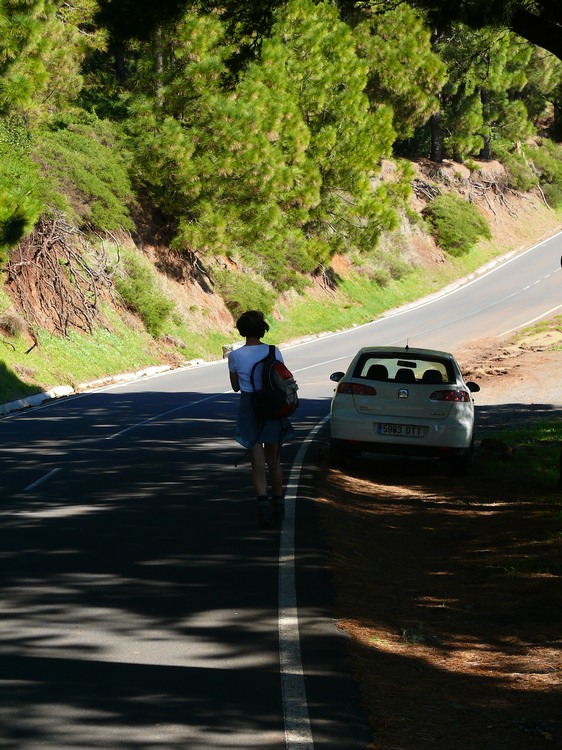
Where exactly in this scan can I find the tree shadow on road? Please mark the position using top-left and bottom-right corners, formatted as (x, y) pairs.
(0, 391), (365, 749)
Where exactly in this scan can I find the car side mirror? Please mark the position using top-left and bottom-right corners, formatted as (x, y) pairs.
(330, 372), (345, 382)
(466, 381), (480, 393)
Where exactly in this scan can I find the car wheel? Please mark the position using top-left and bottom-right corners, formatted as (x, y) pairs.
(450, 454), (469, 476)
(450, 441), (474, 476)
(329, 440), (349, 468)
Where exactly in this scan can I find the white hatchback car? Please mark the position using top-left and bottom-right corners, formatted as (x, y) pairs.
(329, 346), (480, 474)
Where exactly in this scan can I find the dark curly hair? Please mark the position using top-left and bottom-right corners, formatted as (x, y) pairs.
(235, 310), (270, 339)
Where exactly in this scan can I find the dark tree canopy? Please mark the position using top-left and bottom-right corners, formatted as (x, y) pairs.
(410, 0), (562, 61)
(95, 0), (282, 42)
(95, 0), (188, 41)
(95, 0), (562, 61)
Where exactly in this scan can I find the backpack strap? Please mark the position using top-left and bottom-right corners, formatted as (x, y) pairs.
(249, 345), (275, 393)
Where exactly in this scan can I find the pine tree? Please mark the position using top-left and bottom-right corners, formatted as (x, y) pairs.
(353, 3), (447, 139)
(127, 1), (399, 289)
(436, 25), (535, 161)
(0, 0), (55, 113)
(266, 0), (398, 261)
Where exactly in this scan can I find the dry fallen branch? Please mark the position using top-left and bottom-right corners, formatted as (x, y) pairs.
(412, 179), (441, 201)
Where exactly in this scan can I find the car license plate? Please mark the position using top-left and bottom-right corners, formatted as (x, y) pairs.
(378, 423), (425, 438)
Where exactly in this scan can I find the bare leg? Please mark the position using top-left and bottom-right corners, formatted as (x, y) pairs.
(250, 443), (267, 497)
(264, 443), (283, 496)
(265, 443), (284, 521)
(251, 443), (283, 526)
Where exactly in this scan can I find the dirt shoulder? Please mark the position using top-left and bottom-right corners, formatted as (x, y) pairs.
(315, 334), (562, 750)
(456, 330), (562, 408)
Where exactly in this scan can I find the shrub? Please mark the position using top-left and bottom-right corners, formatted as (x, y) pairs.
(498, 149), (538, 192)
(34, 120), (134, 232)
(0, 310), (27, 337)
(0, 117), (44, 262)
(215, 270), (276, 320)
(424, 194), (491, 256)
(543, 182), (562, 208)
(523, 141), (562, 207)
(115, 252), (175, 337)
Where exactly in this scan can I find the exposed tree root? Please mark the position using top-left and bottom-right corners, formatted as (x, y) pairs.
(5, 217), (114, 339)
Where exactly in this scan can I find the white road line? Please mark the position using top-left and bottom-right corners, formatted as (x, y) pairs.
(23, 467), (62, 492)
(279, 233), (562, 352)
(105, 394), (223, 439)
(105, 380), (328, 440)
(499, 303), (562, 337)
(279, 416), (329, 749)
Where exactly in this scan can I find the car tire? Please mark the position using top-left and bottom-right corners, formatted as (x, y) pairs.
(450, 454), (469, 476)
(450, 441), (474, 476)
(329, 440), (349, 468)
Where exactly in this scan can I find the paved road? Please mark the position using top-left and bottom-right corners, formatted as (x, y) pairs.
(0, 232), (560, 748)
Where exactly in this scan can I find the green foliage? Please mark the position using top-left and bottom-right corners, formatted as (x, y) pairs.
(424, 194), (491, 256)
(126, 0), (399, 292)
(499, 148), (538, 191)
(0, 0), (52, 114)
(267, 0), (398, 256)
(542, 182), (562, 208)
(0, 0), (103, 118)
(436, 25), (535, 160)
(405, 0), (562, 64)
(521, 47), (562, 127)
(0, 116), (44, 262)
(114, 251), (175, 337)
(355, 4), (447, 139)
(34, 119), (134, 231)
(214, 269), (276, 319)
(524, 140), (562, 207)
(501, 141), (562, 204)
(1, 0), (562, 327)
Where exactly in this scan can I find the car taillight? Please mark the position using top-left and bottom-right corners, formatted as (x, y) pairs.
(430, 389), (470, 402)
(337, 382), (377, 396)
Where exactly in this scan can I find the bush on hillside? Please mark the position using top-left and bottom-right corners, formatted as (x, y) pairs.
(0, 117), (44, 262)
(500, 149), (539, 192)
(423, 194), (491, 256)
(214, 270), (275, 320)
(34, 120), (134, 232)
(115, 252), (175, 338)
(523, 141), (562, 208)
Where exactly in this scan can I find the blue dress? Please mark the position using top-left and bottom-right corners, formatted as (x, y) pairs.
(235, 393), (294, 449)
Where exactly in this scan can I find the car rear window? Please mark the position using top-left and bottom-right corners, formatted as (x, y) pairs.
(352, 354), (454, 384)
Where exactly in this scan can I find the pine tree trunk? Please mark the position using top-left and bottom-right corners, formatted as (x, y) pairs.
(112, 43), (126, 85)
(479, 90), (492, 159)
(430, 110), (443, 163)
(480, 134), (492, 160)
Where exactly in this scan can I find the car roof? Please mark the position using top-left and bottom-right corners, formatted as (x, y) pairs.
(354, 346), (456, 360)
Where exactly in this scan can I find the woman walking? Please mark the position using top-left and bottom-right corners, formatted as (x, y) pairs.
(228, 310), (294, 527)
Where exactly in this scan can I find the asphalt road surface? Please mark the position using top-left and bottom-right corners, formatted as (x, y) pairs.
(1, 232), (560, 749)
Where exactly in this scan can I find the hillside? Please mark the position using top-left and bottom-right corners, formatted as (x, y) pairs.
(1, 156), (561, 411)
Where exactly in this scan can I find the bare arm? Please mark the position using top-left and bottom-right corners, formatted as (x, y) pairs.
(230, 371), (240, 392)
